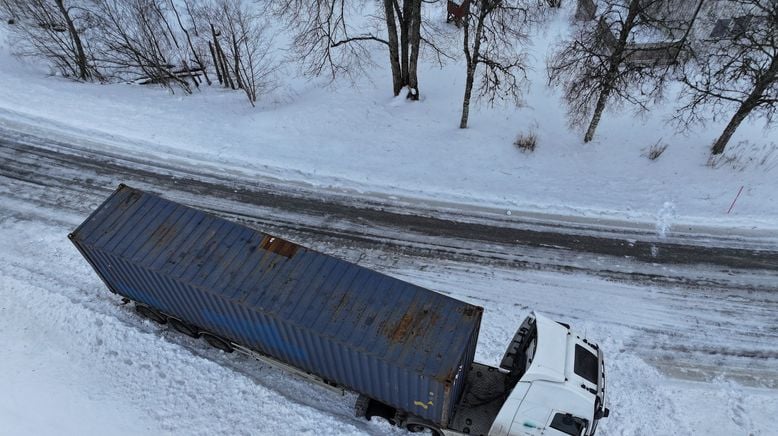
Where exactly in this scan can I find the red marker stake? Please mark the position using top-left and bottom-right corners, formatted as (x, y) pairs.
(727, 186), (744, 214)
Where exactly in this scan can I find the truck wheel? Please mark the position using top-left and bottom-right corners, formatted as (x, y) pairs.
(135, 304), (167, 324)
(201, 333), (233, 353)
(406, 422), (443, 436)
(168, 318), (200, 338)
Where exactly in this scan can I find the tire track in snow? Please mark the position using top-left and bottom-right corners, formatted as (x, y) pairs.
(1, 133), (777, 295)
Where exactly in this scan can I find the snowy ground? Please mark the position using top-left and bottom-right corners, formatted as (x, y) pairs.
(1, 3), (777, 435)
(1, 191), (777, 436)
(0, 7), (776, 237)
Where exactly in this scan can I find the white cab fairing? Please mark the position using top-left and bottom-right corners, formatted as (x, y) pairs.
(487, 312), (605, 436)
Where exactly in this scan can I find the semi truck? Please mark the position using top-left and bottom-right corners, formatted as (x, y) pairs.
(69, 185), (609, 436)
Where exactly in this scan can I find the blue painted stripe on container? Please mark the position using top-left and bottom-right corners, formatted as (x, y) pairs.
(70, 185), (483, 427)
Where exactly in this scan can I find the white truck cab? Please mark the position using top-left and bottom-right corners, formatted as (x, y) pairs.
(487, 313), (608, 436)
(436, 312), (609, 436)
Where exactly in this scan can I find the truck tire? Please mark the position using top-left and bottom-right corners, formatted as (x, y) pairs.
(201, 333), (233, 353)
(405, 420), (443, 436)
(135, 304), (167, 324)
(168, 318), (201, 338)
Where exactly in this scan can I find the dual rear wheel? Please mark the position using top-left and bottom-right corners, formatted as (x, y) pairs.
(134, 302), (232, 353)
(135, 303), (167, 324)
(405, 422), (443, 436)
(168, 317), (201, 339)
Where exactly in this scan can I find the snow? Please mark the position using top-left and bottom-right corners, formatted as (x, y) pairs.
(1, 206), (776, 436)
(1, 2), (777, 435)
(0, 8), (776, 240)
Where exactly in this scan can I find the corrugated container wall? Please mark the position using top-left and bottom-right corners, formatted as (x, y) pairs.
(69, 185), (483, 427)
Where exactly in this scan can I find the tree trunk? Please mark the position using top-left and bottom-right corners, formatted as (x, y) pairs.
(583, 0), (640, 142)
(584, 85), (611, 142)
(711, 56), (777, 155)
(400, 0), (411, 87)
(170, 0), (211, 86)
(711, 104), (751, 155)
(208, 41), (223, 85)
(460, 6), (484, 129)
(406, 0), (421, 100)
(460, 62), (476, 128)
(211, 25), (235, 89)
(231, 33), (244, 90)
(219, 44), (234, 89)
(54, 0), (89, 80)
(383, 0), (403, 95)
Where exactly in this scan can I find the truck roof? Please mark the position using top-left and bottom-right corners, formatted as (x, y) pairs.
(70, 185), (483, 426)
(521, 313), (568, 383)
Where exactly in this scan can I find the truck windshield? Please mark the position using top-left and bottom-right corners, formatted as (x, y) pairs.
(550, 413), (587, 436)
(574, 344), (598, 385)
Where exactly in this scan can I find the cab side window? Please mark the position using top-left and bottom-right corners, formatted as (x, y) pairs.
(574, 344), (598, 384)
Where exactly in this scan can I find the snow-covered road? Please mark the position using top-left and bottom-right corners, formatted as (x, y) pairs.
(1, 123), (777, 435)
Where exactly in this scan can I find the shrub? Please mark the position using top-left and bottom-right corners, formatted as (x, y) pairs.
(642, 139), (668, 161)
(707, 140), (778, 171)
(514, 131), (537, 153)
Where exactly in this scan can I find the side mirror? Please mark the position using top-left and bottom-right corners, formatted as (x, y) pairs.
(594, 407), (610, 419)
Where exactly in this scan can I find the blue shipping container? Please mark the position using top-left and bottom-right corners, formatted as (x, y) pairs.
(69, 185), (483, 426)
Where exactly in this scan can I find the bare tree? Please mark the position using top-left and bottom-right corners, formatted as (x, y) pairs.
(168, 0), (211, 86)
(207, 0), (277, 105)
(90, 0), (194, 91)
(391, 0), (423, 99)
(676, 0), (777, 155)
(2, 0), (95, 79)
(459, 0), (544, 129)
(547, 0), (703, 142)
(271, 0), (449, 99)
(270, 1), (382, 81)
(2, 0), (277, 105)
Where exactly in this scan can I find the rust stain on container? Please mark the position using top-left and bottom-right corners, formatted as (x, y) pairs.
(461, 305), (481, 317)
(120, 190), (140, 208)
(150, 223), (180, 248)
(387, 308), (439, 343)
(261, 235), (298, 258)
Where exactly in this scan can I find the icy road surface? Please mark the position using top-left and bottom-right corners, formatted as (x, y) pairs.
(1, 122), (777, 435)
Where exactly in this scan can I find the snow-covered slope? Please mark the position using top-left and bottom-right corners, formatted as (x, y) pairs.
(0, 7), (775, 237)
